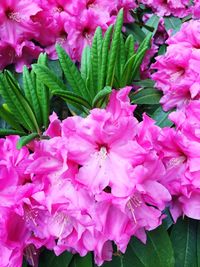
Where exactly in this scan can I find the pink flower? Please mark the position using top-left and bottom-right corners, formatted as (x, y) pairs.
(157, 104), (200, 221)
(139, 0), (191, 17)
(152, 42), (200, 111)
(64, 9), (107, 61)
(0, 0), (41, 44)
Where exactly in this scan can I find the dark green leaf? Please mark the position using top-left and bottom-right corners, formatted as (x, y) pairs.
(51, 90), (92, 110)
(170, 217), (198, 267)
(131, 88), (162, 104)
(69, 253), (93, 267)
(0, 129), (26, 136)
(39, 249), (73, 267)
(151, 107), (174, 127)
(92, 86), (112, 108)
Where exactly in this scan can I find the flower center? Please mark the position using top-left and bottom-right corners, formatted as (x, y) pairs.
(5, 9), (21, 22)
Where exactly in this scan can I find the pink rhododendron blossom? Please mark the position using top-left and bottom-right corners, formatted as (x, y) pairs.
(157, 102), (200, 221)
(0, 0), (137, 70)
(152, 22), (200, 111)
(0, 89), (171, 266)
(139, 0), (191, 17)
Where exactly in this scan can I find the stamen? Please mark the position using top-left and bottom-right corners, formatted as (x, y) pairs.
(7, 12), (21, 22)
(127, 195), (142, 223)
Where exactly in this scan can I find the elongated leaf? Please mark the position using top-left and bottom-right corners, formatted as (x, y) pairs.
(32, 64), (66, 92)
(92, 86), (112, 108)
(0, 129), (26, 136)
(39, 250), (73, 267)
(17, 133), (39, 149)
(34, 57), (50, 129)
(125, 35), (135, 62)
(0, 105), (24, 131)
(51, 90), (91, 110)
(130, 46), (148, 81)
(56, 45), (91, 101)
(170, 217), (198, 267)
(23, 67), (42, 126)
(115, 34), (126, 83)
(69, 254), (92, 267)
(89, 27), (103, 96)
(131, 88), (162, 104)
(151, 107), (173, 127)
(106, 9), (123, 86)
(98, 25), (113, 91)
(0, 72), (39, 132)
(121, 53), (136, 87)
(130, 225), (174, 267)
(80, 46), (91, 81)
(136, 33), (152, 55)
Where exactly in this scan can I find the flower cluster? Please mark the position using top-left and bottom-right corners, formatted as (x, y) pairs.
(0, 0), (137, 72)
(139, 0), (192, 17)
(152, 20), (200, 111)
(0, 88), (172, 266)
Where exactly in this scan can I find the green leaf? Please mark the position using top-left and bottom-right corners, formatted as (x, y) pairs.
(125, 24), (146, 44)
(39, 249), (73, 267)
(143, 15), (160, 35)
(17, 133), (39, 149)
(129, 225), (175, 267)
(0, 105), (24, 131)
(98, 25), (113, 91)
(35, 54), (50, 129)
(106, 9), (124, 87)
(133, 79), (155, 88)
(115, 34), (126, 84)
(136, 33), (152, 55)
(69, 253), (93, 267)
(125, 34), (135, 62)
(0, 72), (39, 132)
(0, 129), (26, 136)
(170, 217), (198, 267)
(164, 17), (182, 34)
(51, 90), (91, 110)
(80, 46), (91, 81)
(56, 45), (91, 101)
(131, 88), (162, 104)
(92, 86), (112, 108)
(23, 67), (42, 126)
(32, 64), (66, 92)
(151, 107), (174, 128)
(89, 27), (103, 96)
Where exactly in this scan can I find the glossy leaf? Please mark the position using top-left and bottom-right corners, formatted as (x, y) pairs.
(170, 217), (198, 267)
(151, 107), (174, 128)
(131, 88), (162, 104)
